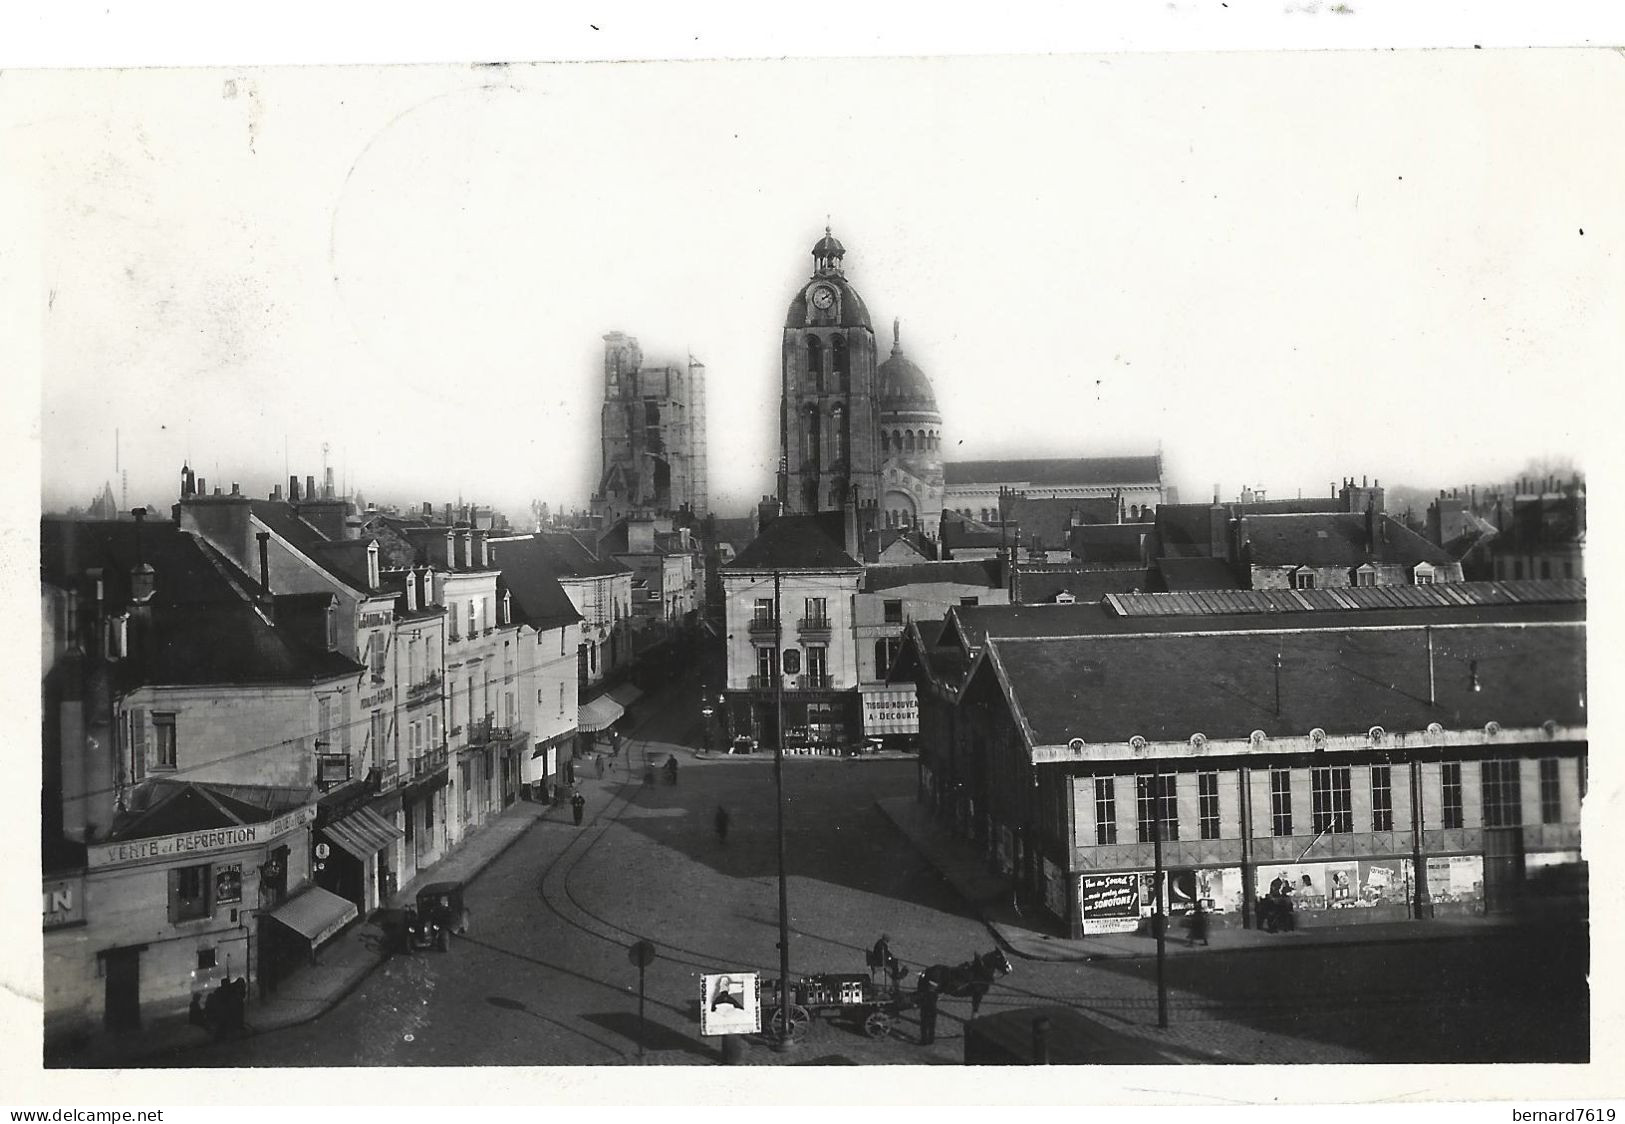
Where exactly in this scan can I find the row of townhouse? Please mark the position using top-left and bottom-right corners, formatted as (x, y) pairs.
(891, 582), (1587, 937)
(718, 510), (1008, 752)
(40, 468), (585, 1048)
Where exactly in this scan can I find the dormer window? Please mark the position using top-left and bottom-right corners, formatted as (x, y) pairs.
(1291, 569), (1317, 591)
(106, 613), (129, 660)
(325, 602), (338, 649)
(405, 572), (418, 612)
(1352, 564), (1378, 588)
(1413, 562), (1436, 586)
(366, 541), (380, 590)
(501, 590), (511, 625)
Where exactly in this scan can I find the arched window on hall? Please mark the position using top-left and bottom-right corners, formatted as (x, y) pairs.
(892, 429), (902, 452)
(806, 337), (823, 394)
(832, 336), (849, 392)
(905, 430), (916, 453)
(803, 403), (821, 467)
(1130, 504), (1139, 520)
(831, 403), (847, 463)
(881, 430), (891, 455)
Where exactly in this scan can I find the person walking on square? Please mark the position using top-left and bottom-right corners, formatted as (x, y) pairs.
(595, 753), (605, 779)
(917, 976), (939, 1046)
(571, 790), (586, 826)
(714, 805), (730, 844)
(1188, 900), (1209, 946)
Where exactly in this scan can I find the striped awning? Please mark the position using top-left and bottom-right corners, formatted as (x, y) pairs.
(606, 683), (644, 707)
(268, 885), (357, 947)
(578, 694), (625, 733)
(321, 806), (403, 861)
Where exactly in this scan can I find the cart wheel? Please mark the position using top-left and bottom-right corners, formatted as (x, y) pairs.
(864, 1011), (893, 1040)
(768, 1005), (811, 1042)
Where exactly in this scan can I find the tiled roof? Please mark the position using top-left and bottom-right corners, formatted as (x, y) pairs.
(863, 559), (1004, 593)
(1496, 495), (1586, 550)
(1069, 523), (1150, 564)
(1153, 504), (1223, 558)
(710, 516), (759, 552)
(940, 509), (1004, 549)
(1243, 513), (1455, 568)
(1009, 496), (1122, 552)
(727, 514), (860, 570)
(108, 779), (307, 841)
(943, 455), (1162, 488)
(488, 532), (628, 579)
(1156, 557), (1243, 591)
(982, 621), (1585, 749)
(492, 542), (584, 632)
(1013, 565), (1148, 604)
(41, 519), (363, 688)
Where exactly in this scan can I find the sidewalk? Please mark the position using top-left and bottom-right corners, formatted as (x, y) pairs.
(54, 779), (623, 1069)
(876, 796), (1545, 963)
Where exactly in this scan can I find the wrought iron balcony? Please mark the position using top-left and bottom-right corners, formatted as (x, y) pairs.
(747, 616), (778, 636)
(747, 674), (779, 690)
(407, 672), (444, 700)
(410, 746), (449, 778)
(800, 673), (833, 689)
(797, 616), (832, 636)
(467, 716), (493, 746)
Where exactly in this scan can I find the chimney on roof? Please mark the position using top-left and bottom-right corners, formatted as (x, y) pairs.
(272, 483), (283, 501)
(423, 501), (432, 517)
(256, 531), (271, 596)
(289, 475), (300, 502)
(1213, 483), (1221, 504)
(306, 475), (316, 501)
(324, 466), (335, 499)
(197, 476), (206, 495)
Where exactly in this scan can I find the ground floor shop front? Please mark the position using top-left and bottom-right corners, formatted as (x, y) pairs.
(724, 689), (863, 754)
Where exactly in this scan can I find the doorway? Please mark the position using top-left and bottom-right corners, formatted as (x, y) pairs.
(102, 947), (142, 1032)
(1483, 827), (1527, 914)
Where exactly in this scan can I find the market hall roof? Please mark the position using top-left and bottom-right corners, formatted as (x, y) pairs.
(943, 456), (1163, 489)
(972, 620), (1585, 755)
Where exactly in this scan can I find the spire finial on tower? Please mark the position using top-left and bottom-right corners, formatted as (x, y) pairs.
(893, 317), (901, 351)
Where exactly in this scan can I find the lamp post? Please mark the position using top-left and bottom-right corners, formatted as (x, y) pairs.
(700, 705), (714, 756)
(771, 569), (794, 1050)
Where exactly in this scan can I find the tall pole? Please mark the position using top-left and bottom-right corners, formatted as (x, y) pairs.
(773, 569), (793, 1049)
(1153, 772), (1169, 1029)
(637, 959), (646, 1062)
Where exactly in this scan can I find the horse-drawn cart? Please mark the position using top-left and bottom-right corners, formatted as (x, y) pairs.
(761, 971), (914, 1043)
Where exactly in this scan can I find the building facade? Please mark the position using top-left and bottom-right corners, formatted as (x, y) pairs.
(944, 455), (1166, 525)
(876, 319), (946, 539)
(895, 586), (1586, 938)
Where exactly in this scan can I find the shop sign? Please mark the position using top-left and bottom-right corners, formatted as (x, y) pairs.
(359, 610), (393, 629)
(214, 864), (243, 905)
(699, 972), (761, 1036)
(1080, 872), (1141, 934)
(90, 805), (317, 870)
(43, 877), (85, 930)
(861, 688), (919, 735)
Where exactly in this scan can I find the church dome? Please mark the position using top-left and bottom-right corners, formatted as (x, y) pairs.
(813, 230), (845, 261)
(784, 275), (871, 329)
(876, 319), (939, 414)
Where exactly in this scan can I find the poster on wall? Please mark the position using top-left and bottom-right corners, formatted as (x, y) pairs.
(1080, 872), (1141, 934)
(1426, 854), (1484, 902)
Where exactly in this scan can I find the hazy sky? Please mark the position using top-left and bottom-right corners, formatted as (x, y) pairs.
(19, 50), (1621, 518)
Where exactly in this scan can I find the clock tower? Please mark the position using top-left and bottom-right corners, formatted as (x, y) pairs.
(780, 227), (882, 536)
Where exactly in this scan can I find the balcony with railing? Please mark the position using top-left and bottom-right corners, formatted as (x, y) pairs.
(747, 674), (779, 690)
(800, 673), (833, 689)
(747, 615), (778, 636)
(410, 745), (449, 779)
(797, 615), (832, 638)
(407, 672), (444, 703)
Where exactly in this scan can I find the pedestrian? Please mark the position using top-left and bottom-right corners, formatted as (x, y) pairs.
(595, 753), (605, 779)
(714, 805), (730, 844)
(571, 790), (586, 826)
(1188, 900), (1209, 946)
(565, 757), (576, 786)
(917, 978), (939, 1046)
(665, 755), (679, 786)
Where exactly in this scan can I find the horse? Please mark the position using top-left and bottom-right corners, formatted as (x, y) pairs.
(916, 947), (1012, 1017)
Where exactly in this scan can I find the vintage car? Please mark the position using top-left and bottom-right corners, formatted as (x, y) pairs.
(403, 880), (470, 952)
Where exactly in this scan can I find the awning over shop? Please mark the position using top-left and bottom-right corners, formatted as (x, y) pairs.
(606, 683), (644, 708)
(321, 806), (404, 862)
(578, 695), (625, 733)
(268, 885), (357, 947)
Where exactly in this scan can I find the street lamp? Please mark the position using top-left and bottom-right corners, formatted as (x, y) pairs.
(700, 705), (714, 756)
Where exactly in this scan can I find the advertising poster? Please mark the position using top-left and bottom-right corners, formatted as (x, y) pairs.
(1167, 867), (1243, 914)
(1426, 854), (1485, 902)
(1080, 872), (1141, 934)
(1356, 858), (1413, 908)
(698, 972), (761, 1036)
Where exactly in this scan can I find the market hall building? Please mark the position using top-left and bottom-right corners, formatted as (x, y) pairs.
(892, 583), (1586, 937)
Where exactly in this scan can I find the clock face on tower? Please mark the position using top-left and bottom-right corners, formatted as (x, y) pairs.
(811, 285), (835, 310)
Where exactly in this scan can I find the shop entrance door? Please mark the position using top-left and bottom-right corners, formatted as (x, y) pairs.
(103, 947), (141, 1032)
(1483, 827), (1526, 914)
